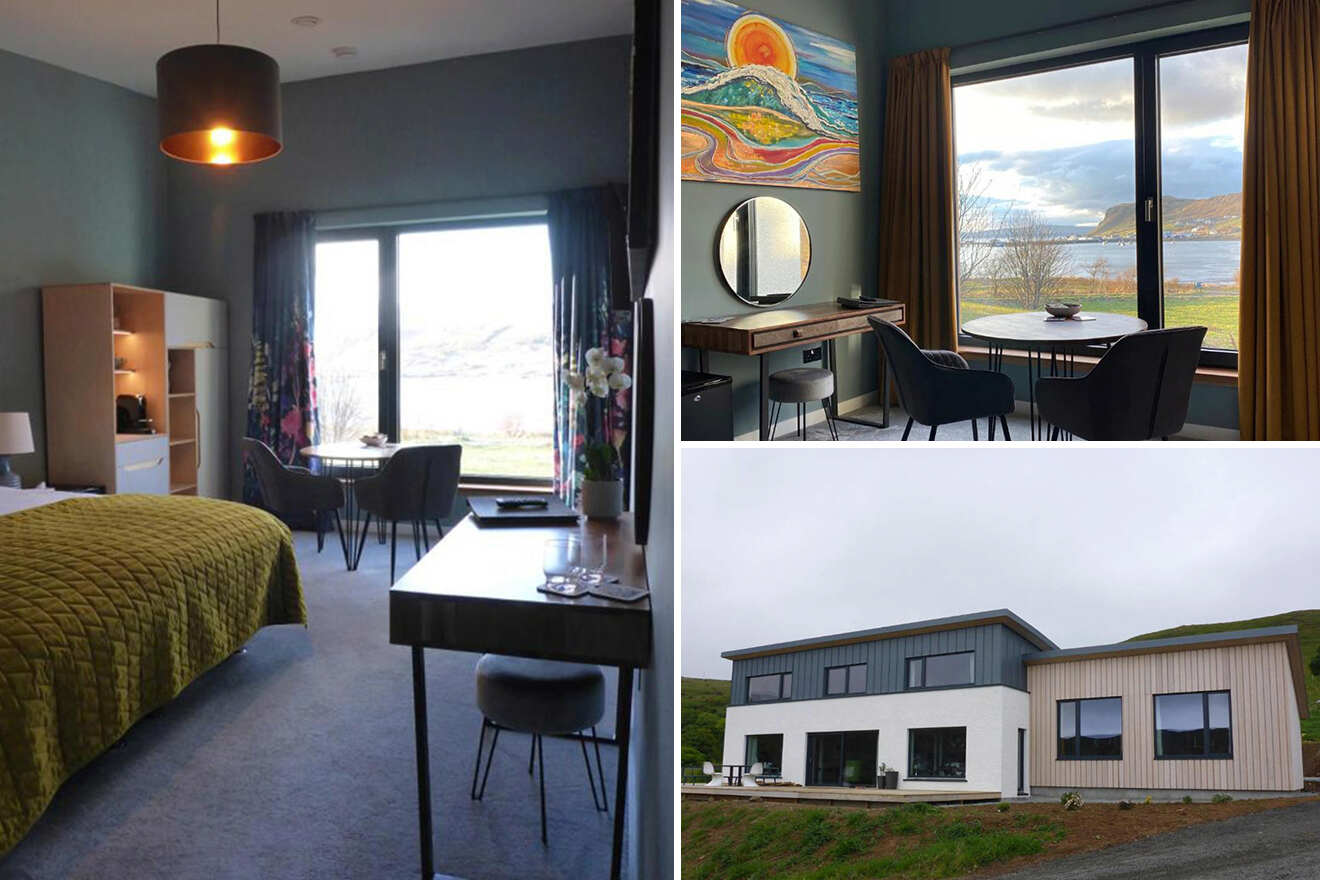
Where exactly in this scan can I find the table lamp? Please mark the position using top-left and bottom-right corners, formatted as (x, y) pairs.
(0, 412), (35, 489)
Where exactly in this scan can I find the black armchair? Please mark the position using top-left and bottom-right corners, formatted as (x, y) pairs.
(1035, 326), (1207, 440)
(241, 438), (347, 559)
(352, 445), (462, 583)
(868, 317), (1015, 440)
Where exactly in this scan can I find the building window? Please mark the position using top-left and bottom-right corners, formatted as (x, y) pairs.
(745, 734), (783, 777)
(314, 218), (555, 481)
(825, 662), (867, 695)
(747, 672), (792, 703)
(1155, 690), (1232, 758)
(806, 730), (878, 787)
(905, 652), (974, 689)
(908, 727), (967, 780)
(952, 25), (1248, 367)
(1057, 697), (1123, 759)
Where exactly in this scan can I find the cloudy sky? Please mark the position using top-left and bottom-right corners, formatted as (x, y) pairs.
(681, 447), (1317, 680)
(955, 44), (1247, 226)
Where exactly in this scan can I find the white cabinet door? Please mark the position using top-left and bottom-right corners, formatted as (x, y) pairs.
(165, 293), (228, 349)
(194, 347), (228, 498)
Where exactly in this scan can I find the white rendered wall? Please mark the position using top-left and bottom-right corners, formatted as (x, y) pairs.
(723, 686), (1030, 795)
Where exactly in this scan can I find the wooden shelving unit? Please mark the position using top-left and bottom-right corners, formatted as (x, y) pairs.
(167, 348), (198, 495)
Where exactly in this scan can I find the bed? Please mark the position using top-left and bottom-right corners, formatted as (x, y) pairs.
(0, 487), (306, 854)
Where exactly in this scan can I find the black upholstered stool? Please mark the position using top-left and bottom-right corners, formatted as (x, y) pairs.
(768, 367), (839, 440)
(471, 654), (609, 845)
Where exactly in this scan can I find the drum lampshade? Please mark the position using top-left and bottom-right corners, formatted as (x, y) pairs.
(156, 44), (282, 165)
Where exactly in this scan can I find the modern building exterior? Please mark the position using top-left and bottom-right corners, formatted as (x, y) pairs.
(720, 611), (1309, 798)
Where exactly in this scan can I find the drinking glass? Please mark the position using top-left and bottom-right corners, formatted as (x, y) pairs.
(542, 537), (583, 595)
(575, 532), (608, 586)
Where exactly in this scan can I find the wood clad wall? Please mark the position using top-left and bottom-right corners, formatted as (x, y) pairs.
(728, 623), (1039, 704)
(1028, 642), (1302, 791)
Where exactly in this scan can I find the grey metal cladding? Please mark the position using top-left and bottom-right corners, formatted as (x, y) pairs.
(729, 623), (1036, 705)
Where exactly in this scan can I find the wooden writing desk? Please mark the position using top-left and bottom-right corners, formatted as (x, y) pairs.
(682, 301), (906, 440)
(390, 514), (651, 880)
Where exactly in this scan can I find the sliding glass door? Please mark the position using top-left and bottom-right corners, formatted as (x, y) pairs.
(953, 24), (1248, 366)
(806, 730), (878, 787)
(313, 218), (555, 482)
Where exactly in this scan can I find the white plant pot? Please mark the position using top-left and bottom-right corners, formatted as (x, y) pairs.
(579, 479), (624, 519)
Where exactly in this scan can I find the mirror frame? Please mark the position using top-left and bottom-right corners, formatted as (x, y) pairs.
(714, 197), (812, 308)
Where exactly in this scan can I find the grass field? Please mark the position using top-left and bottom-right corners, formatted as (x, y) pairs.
(682, 678), (731, 775)
(399, 429), (552, 478)
(958, 279), (1240, 350)
(1130, 610), (1320, 742)
(681, 797), (1312, 880)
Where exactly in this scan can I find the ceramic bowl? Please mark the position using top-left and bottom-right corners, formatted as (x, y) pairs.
(1045, 302), (1082, 318)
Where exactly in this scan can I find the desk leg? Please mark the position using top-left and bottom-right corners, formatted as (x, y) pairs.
(610, 667), (635, 880)
(831, 337), (896, 435)
(826, 338), (839, 419)
(411, 646), (435, 880)
(698, 350), (709, 373)
(758, 355), (770, 442)
(880, 351), (891, 428)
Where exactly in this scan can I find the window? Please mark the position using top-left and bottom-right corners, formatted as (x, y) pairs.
(1057, 697), (1123, 759)
(905, 652), (974, 689)
(953, 25), (1248, 366)
(745, 734), (783, 777)
(313, 218), (555, 481)
(1155, 691), (1232, 758)
(747, 672), (792, 703)
(825, 662), (867, 695)
(807, 730), (878, 787)
(908, 727), (967, 780)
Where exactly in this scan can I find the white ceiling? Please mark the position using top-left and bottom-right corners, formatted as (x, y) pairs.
(0, 0), (633, 96)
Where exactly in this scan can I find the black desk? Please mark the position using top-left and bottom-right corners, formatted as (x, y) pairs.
(389, 514), (652, 880)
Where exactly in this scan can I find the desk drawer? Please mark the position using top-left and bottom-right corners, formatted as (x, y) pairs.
(115, 435), (169, 494)
(752, 313), (872, 349)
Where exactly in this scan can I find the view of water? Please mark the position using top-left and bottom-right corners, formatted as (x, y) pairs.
(1044, 239), (1241, 285)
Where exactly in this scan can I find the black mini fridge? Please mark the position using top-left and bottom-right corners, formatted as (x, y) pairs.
(681, 371), (733, 441)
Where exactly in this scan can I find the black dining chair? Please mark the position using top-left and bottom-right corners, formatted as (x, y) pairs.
(868, 317), (1015, 440)
(241, 438), (348, 561)
(351, 444), (462, 583)
(1035, 326), (1207, 441)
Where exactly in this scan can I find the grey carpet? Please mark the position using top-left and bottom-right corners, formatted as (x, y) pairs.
(0, 528), (619, 880)
(772, 404), (1038, 441)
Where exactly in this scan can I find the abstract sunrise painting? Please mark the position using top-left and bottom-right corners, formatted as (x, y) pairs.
(681, 0), (860, 192)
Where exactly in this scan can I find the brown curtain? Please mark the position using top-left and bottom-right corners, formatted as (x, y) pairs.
(877, 47), (957, 350)
(1238, 0), (1320, 439)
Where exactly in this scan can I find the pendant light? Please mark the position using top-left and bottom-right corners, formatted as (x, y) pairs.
(156, 0), (282, 165)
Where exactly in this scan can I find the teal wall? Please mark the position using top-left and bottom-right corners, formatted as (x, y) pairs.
(680, 0), (1251, 435)
(680, 0), (878, 438)
(0, 49), (165, 485)
(163, 37), (633, 497)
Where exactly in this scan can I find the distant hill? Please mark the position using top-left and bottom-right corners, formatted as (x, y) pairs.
(681, 677), (730, 770)
(1089, 192), (1242, 238)
(1128, 609), (1320, 741)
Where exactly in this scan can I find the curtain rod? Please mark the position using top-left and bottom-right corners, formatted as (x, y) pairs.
(950, 0), (1224, 53)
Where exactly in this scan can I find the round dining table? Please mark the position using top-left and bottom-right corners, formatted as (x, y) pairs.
(301, 441), (403, 569)
(961, 311), (1148, 440)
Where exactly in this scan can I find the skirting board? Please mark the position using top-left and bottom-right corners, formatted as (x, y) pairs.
(734, 395), (1241, 441)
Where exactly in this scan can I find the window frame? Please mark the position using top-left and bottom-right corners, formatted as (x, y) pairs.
(746, 671), (793, 704)
(744, 733), (784, 776)
(904, 651), (976, 691)
(824, 662), (868, 696)
(907, 726), (969, 781)
(951, 22), (1250, 369)
(1153, 689), (1233, 760)
(315, 215), (555, 485)
(1056, 696), (1124, 761)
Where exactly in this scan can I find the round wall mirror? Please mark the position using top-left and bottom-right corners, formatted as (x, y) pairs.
(716, 197), (811, 307)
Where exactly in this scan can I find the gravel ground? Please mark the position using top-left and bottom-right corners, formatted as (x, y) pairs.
(991, 800), (1320, 880)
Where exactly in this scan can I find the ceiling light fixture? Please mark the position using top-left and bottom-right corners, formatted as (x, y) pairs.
(156, 0), (283, 166)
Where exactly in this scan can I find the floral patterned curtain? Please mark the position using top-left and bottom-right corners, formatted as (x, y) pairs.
(244, 211), (319, 505)
(549, 186), (631, 503)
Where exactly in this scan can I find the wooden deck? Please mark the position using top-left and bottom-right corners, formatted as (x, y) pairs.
(680, 784), (1002, 807)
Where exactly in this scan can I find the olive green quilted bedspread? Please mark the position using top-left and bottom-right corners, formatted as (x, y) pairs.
(0, 494), (306, 853)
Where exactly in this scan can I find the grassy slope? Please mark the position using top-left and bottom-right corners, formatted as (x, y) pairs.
(1128, 609), (1320, 741)
(682, 678), (731, 771)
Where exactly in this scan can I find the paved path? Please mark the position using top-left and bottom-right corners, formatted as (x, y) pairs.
(992, 800), (1320, 880)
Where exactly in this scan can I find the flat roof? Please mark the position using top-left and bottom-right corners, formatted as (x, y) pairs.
(720, 609), (1059, 660)
(1025, 625), (1309, 718)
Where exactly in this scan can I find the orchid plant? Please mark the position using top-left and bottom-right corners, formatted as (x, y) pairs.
(565, 347), (632, 482)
